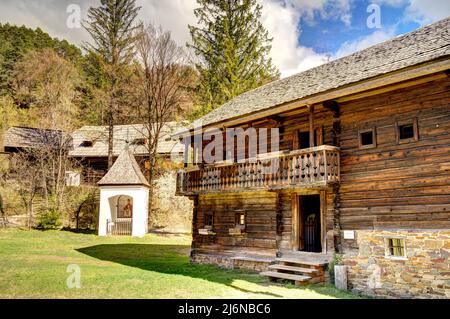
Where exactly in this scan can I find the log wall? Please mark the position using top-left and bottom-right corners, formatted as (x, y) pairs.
(338, 76), (450, 230)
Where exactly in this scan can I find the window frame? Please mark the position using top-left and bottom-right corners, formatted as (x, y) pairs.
(80, 140), (94, 147)
(396, 118), (419, 144)
(358, 127), (377, 149)
(384, 237), (407, 260)
(131, 138), (147, 146)
(292, 126), (323, 150)
(203, 212), (214, 230)
(234, 211), (246, 230)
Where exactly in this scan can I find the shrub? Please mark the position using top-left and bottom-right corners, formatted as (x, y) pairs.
(36, 209), (62, 229)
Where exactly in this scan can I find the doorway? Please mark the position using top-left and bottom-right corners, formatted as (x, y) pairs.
(300, 195), (321, 252)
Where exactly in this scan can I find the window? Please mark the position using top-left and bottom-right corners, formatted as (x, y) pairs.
(399, 124), (414, 139)
(299, 131), (312, 149)
(80, 141), (93, 147)
(359, 128), (376, 149)
(396, 118), (418, 143)
(204, 212), (214, 230)
(131, 138), (147, 146)
(385, 238), (406, 259)
(293, 127), (322, 150)
(235, 211), (246, 229)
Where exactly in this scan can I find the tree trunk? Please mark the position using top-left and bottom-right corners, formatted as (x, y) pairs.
(27, 201), (33, 230)
(107, 106), (114, 169)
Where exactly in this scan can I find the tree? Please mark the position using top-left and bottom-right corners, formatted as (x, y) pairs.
(0, 23), (82, 96)
(188, 0), (279, 117)
(11, 49), (80, 214)
(134, 24), (193, 216)
(83, 0), (141, 169)
(9, 151), (40, 229)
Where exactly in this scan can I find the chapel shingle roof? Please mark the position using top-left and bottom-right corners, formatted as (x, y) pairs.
(198, 17), (450, 127)
(97, 146), (150, 187)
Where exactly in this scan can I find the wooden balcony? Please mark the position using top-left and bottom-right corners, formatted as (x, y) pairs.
(176, 145), (340, 195)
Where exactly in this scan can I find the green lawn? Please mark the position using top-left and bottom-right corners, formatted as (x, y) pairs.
(0, 228), (362, 299)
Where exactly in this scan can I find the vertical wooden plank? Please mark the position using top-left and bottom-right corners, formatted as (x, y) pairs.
(291, 193), (299, 251)
(299, 195), (304, 251)
(275, 192), (283, 252)
(191, 195), (199, 251)
(320, 190), (327, 254)
(309, 105), (315, 147)
(292, 130), (299, 150)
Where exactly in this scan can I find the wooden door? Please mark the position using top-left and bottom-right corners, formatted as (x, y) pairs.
(300, 194), (322, 253)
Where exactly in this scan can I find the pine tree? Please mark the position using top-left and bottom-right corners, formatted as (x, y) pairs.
(188, 0), (279, 117)
(83, 0), (141, 169)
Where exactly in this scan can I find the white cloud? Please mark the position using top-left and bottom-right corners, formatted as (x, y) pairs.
(405, 0), (450, 24)
(0, 0), (91, 45)
(285, 0), (353, 26)
(261, 0), (329, 77)
(374, 0), (450, 24)
(335, 27), (397, 58)
(136, 0), (197, 47)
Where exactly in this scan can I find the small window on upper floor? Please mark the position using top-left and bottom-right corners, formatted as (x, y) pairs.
(131, 138), (147, 146)
(359, 128), (376, 149)
(80, 141), (93, 147)
(385, 237), (407, 259)
(399, 124), (414, 139)
(396, 118), (418, 144)
(293, 127), (322, 150)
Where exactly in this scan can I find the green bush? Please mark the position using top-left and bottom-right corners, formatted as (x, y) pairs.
(36, 209), (62, 229)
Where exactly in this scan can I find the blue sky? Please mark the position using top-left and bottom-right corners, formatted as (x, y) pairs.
(261, 0), (450, 76)
(0, 0), (448, 77)
(300, 1), (420, 54)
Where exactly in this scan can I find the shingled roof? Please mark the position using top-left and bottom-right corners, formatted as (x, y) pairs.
(199, 17), (450, 127)
(69, 122), (186, 158)
(4, 126), (66, 149)
(98, 146), (150, 187)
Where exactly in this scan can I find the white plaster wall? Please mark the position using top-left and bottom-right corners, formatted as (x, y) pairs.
(98, 185), (149, 237)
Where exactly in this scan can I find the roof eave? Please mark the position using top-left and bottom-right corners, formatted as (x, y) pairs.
(185, 58), (450, 133)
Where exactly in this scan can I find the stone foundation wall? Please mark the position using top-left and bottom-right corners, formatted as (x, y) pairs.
(342, 229), (450, 299)
(191, 253), (271, 272)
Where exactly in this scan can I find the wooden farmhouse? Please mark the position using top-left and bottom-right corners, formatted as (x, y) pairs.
(174, 18), (450, 298)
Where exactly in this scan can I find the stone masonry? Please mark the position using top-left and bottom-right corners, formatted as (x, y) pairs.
(342, 230), (450, 299)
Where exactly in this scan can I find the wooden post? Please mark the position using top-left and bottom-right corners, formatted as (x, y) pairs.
(320, 190), (327, 254)
(308, 105), (315, 147)
(291, 193), (299, 251)
(190, 195), (199, 255)
(276, 192), (283, 251)
(183, 136), (190, 168)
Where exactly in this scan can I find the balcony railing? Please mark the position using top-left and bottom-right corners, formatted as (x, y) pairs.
(176, 145), (340, 195)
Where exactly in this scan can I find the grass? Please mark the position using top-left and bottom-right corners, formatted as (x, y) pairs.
(0, 228), (363, 299)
